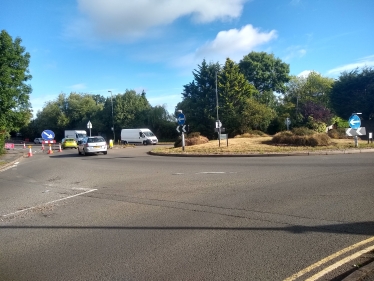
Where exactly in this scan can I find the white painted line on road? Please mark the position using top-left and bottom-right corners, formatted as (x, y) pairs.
(196, 172), (226, 174)
(284, 236), (374, 281)
(2, 188), (97, 218)
(0, 162), (19, 172)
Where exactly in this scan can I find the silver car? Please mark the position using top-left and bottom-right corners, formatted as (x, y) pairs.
(78, 136), (107, 155)
(34, 138), (43, 144)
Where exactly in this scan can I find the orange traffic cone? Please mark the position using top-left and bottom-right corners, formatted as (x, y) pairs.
(41, 143), (45, 151)
(47, 145), (53, 154)
(58, 143), (62, 152)
(23, 142), (26, 149)
(28, 146), (33, 157)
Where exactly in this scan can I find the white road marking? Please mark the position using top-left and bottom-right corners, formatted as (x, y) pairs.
(2, 188), (97, 218)
(284, 236), (374, 281)
(0, 162), (20, 172)
(196, 172), (226, 174)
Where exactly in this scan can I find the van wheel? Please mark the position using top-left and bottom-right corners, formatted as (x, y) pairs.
(143, 141), (147, 145)
(122, 141), (128, 145)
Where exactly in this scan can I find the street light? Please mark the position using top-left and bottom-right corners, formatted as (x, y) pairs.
(108, 90), (115, 142)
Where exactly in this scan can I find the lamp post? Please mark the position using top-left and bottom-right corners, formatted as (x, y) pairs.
(108, 90), (115, 142)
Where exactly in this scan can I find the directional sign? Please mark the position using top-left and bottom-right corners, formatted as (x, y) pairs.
(176, 125), (187, 133)
(177, 113), (185, 125)
(345, 127), (366, 136)
(348, 115), (361, 129)
(41, 130), (55, 140)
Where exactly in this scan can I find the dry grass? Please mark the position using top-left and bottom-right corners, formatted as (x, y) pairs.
(152, 136), (374, 155)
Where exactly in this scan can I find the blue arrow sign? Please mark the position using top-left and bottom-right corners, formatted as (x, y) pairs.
(177, 113), (185, 125)
(348, 115), (361, 129)
(41, 130), (55, 140)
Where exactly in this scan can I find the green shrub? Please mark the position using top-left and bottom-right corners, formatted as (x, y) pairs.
(292, 127), (315, 136)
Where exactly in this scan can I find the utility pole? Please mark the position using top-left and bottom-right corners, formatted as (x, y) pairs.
(108, 90), (115, 142)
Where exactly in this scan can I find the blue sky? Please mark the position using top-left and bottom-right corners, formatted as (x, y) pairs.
(2, 0), (374, 118)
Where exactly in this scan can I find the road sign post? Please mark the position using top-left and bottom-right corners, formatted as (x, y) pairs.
(87, 121), (92, 137)
(177, 112), (186, 151)
(348, 114), (363, 147)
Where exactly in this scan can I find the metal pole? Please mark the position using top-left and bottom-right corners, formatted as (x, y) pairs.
(216, 71), (221, 147)
(108, 91), (115, 142)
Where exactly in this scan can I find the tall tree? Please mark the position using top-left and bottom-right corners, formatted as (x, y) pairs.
(114, 89), (151, 129)
(239, 51), (290, 103)
(283, 72), (334, 127)
(177, 60), (221, 138)
(330, 67), (374, 120)
(0, 30), (32, 151)
(218, 58), (258, 136)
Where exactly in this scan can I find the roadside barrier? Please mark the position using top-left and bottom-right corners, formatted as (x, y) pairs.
(28, 146), (33, 157)
(47, 144), (53, 154)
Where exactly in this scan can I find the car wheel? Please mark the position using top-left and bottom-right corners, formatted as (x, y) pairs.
(82, 149), (86, 156)
(78, 148), (81, 155)
(103, 151), (107, 155)
(143, 141), (147, 145)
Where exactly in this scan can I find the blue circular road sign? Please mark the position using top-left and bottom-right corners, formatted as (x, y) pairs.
(177, 113), (185, 125)
(42, 130), (55, 140)
(348, 115), (361, 129)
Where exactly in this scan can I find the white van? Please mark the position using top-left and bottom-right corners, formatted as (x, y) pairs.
(121, 128), (158, 145)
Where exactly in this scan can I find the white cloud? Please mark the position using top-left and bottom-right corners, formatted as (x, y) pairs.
(327, 55), (374, 76)
(72, 0), (248, 41)
(68, 83), (87, 91)
(283, 45), (307, 62)
(196, 25), (277, 60)
(175, 24), (277, 68)
(297, 70), (312, 77)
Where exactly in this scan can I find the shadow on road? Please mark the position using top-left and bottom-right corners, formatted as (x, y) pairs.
(1, 221), (374, 236)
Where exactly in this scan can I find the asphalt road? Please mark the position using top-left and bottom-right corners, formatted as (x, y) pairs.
(0, 146), (374, 280)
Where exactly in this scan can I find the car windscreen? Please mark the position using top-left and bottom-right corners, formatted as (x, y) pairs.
(65, 139), (75, 142)
(87, 137), (105, 143)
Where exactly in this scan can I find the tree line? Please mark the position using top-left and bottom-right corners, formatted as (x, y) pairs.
(1, 29), (374, 152)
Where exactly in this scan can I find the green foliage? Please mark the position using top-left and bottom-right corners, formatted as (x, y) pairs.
(291, 127), (315, 136)
(239, 98), (275, 133)
(239, 51), (290, 94)
(283, 73), (334, 128)
(330, 67), (374, 120)
(219, 58), (260, 136)
(0, 30), (32, 151)
(272, 131), (331, 146)
(306, 116), (327, 133)
(177, 59), (220, 139)
(331, 116), (348, 128)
